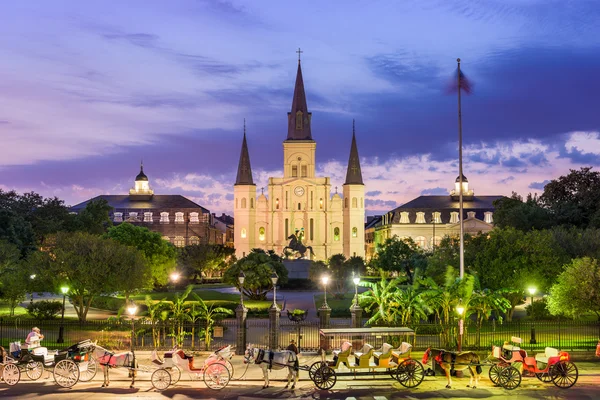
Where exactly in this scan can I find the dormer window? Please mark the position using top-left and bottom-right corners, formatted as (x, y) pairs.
(144, 212), (153, 223)
(484, 211), (493, 224)
(416, 212), (426, 224)
(127, 212), (138, 221)
(113, 212), (123, 222)
(296, 111), (303, 130)
(432, 212), (442, 224)
(175, 212), (185, 224)
(160, 212), (169, 223)
(190, 212), (200, 224)
(400, 212), (410, 224)
(450, 212), (459, 224)
(467, 211), (476, 219)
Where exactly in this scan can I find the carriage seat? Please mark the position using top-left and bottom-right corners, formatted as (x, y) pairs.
(535, 347), (559, 364)
(353, 344), (375, 368)
(374, 343), (395, 367)
(503, 336), (522, 352)
(151, 349), (174, 366)
(333, 341), (352, 357)
(391, 342), (413, 361)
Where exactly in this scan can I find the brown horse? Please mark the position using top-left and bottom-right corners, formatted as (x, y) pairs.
(423, 347), (482, 389)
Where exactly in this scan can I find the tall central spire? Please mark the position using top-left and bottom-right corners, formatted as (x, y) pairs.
(235, 119), (255, 186)
(287, 56), (312, 140)
(344, 119), (364, 185)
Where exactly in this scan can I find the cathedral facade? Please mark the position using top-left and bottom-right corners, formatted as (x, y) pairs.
(233, 59), (365, 261)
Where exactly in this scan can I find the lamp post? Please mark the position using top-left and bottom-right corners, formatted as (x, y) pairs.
(350, 273), (363, 329)
(269, 271), (280, 350)
(238, 271), (246, 307)
(29, 274), (36, 305)
(528, 287), (537, 345)
(352, 274), (360, 307)
(57, 286), (69, 343)
(321, 275), (330, 308)
(127, 304), (138, 352)
(456, 302), (465, 352)
(236, 270), (248, 355)
(270, 271), (279, 307)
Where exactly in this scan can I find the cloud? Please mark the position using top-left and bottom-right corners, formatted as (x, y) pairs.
(366, 199), (398, 208)
(366, 190), (382, 196)
(498, 176), (515, 184)
(420, 187), (448, 195)
(529, 180), (550, 190)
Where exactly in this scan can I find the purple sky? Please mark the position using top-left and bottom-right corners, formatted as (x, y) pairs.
(2, 0), (600, 216)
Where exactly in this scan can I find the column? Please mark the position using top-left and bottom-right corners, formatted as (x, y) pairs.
(318, 304), (331, 352)
(269, 304), (280, 350)
(235, 304), (248, 355)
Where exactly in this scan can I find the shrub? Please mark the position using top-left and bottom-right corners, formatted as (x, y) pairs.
(27, 300), (63, 319)
(280, 278), (316, 290)
(90, 296), (126, 312)
(525, 298), (555, 320)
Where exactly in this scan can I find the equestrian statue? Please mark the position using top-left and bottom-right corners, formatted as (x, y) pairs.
(283, 228), (314, 260)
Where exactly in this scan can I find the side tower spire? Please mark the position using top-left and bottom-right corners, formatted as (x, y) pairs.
(287, 49), (312, 140)
(344, 119), (364, 185)
(235, 119), (254, 185)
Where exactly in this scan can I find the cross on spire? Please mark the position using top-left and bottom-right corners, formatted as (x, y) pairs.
(261, 187), (264, 195)
(335, 186), (338, 193)
(296, 47), (303, 63)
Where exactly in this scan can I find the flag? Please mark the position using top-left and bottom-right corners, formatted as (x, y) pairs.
(447, 65), (473, 94)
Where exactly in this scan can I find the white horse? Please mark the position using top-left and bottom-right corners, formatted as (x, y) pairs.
(243, 346), (299, 389)
(93, 345), (138, 388)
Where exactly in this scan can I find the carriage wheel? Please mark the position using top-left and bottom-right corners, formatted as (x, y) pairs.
(550, 361), (578, 389)
(313, 366), (336, 390)
(396, 359), (425, 388)
(151, 368), (172, 391)
(168, 365), (181, 385)
(204, 362), (231, 390)
(308, 361), (327, 381)
(224, 359), (234, 378)
(535, 371), (552, 383)
(78, 355), (98, 382)
(26, 361), (44, 380)
(489, 364), (503, 385)
(2, 364), (20, 386)
(54, 359), (80, 388)
(498, 365), (521, 390)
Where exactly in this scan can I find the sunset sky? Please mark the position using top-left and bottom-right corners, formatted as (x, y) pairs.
(2, 0), (600, 215)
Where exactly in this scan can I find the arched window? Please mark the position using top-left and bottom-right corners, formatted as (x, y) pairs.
(144, 212), (153, 223)
(432, 212), (442, 224)
(175, 212), (184, 224)
(174, 236), (185, 247)
(241, 198), (247, 209)
(190, 236), (200, 245)
(276, 198), (280, 209)
(301, 165), (307, 177)
(415, 236), (426, 248)
(352, 197), (357, 208)
(292, 165), (298, 178)
(484, 211), (493, 224)
(400, 212), (410, 223)
(160, 212), (169, 223)
(250, 198), (254, 209)
(361, 198), (363, 208)
(190, 212), (200, 224)
(310, 219), (314, 241)
(259, 227), (265, 241)
(345, 198), (348, 208)
(296, 110), (303, 130)
(162, 236), (170, 242)
(430, 236), (442, 248)
(319, 198), (323, 209)
(241, 228), (247, 239)
(334, 227), (340, 241)
(352, 227), (358, 237)
(298, 202), (301, 210)
(113, 212), (123, 222)
(450, 212), (459, 224)
(235, 198), (238, 209)
(416, 212), (426, 223)
(285, 219), (289, 238)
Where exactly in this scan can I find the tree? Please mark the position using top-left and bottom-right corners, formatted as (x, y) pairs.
(223, 249), (288, 300)
(541, 167), (600, 228)
(190, 294), (233, 349)
(328, 254), (347, 298)
(32, 231), (146, 322)
(373, 236), (424, 283)
(359, 271), (407, 326)
(179, 244), (235, 282)
(77, 199), (113, 235)
(0, 240), (30, 316)
(0, 209), (36, 255)
(493, 192), (553, 231)
(345, 256), (367, 276)
(106, 223), (177, 287)
(547, 258), (600, 320)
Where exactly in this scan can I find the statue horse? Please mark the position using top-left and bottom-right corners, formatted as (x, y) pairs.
(93, 344), (138, 388)
(283, 234), (315, 259)
(422, 347), (482, 389)
(243, 346), (299, 389)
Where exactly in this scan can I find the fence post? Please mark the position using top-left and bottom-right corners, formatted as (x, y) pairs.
(235, 304), (248, 355)
(318, 304), (331, 352)
(269, 303), (280, 350)
(350, 303), (362, 328)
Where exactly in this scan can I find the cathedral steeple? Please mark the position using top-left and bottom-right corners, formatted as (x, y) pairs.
(344, 120), (364, 185)
(287, 51), (312, 141)
(235, 120), (255, 186)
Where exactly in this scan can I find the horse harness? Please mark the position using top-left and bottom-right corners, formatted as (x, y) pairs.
(254, 349), (297, 371)
(435, 350), (458, 373)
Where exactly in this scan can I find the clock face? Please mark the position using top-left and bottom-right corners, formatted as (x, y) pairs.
(294, 186), (305, 197)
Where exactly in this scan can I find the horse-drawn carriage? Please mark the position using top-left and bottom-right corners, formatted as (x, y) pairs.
(307, 327), (425, 390)
(149, 345), (234, 391)
(488, 336), (578, 390)
(4, 338), (97, 388)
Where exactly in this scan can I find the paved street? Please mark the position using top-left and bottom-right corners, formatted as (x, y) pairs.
(1, 353), (598, 399)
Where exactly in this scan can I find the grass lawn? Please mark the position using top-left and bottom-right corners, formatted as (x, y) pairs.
(313, 293), (357, 317)
(0, 303), (28, 318)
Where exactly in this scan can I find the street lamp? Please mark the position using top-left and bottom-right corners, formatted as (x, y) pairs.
(29, 274), (36, 305)
(528, 287), (537, 345)
(270, 271), (279, 307)
(57, 286), (69, 343)
(238, 271), (246, 307)
(127, 304), (137, 351)
(456, 302), (465, 352)
(352, 273), (360, 307)
(321, 275), (330, 308)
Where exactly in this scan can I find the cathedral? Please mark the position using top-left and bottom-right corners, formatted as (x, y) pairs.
(233, 58), (365, 261)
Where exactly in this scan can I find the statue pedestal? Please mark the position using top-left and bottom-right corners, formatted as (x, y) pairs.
(283, 259), (311, 279)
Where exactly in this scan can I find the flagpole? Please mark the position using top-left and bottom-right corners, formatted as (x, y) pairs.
(457, 58), (464, 280)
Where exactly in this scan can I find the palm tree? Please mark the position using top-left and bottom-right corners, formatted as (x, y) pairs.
(470, 289), (511, 346)
(191, 293), (233, 350)
(169, 285), (193, 347)
(359, 271), (407, 326)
